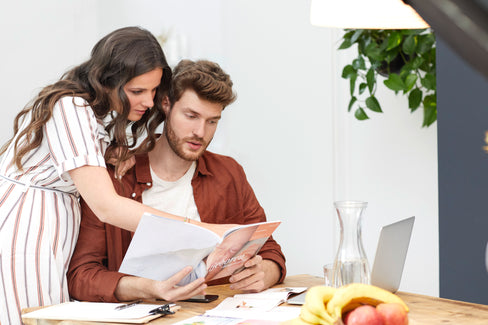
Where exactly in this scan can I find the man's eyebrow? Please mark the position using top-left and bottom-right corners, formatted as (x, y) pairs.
(184, 108), (222, 120)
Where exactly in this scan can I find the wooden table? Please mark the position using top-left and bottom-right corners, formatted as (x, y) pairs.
(22, 274), (488, 324)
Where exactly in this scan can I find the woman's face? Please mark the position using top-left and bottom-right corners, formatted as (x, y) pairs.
(123, 68), (163, 121)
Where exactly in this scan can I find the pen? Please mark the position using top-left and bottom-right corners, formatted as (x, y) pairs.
(114, 299), (143, 310)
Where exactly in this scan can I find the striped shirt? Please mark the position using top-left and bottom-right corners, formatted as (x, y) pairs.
(0, 96), (109, 325)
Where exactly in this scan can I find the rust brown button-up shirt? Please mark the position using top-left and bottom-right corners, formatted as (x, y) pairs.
(67, 151), (286, 302)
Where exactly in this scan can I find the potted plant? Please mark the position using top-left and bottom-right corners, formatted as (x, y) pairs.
(338, 29), (436, 127)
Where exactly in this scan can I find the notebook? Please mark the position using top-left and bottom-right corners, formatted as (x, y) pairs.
(287, 216), (415, 305)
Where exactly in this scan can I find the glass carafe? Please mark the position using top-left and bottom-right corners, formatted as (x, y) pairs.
(332, 201), (370, 286)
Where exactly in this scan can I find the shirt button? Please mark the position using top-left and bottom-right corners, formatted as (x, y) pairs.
(131, 193), (136, 198)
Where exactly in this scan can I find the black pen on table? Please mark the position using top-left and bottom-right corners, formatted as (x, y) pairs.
(114, 299), (143, 310)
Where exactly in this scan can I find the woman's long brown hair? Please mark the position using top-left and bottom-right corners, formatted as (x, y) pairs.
(0, 26), (170, 172)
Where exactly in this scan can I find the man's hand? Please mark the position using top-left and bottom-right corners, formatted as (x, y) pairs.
(227, 256), (281, 293)
(205, 226), (257, 281)
(115, 266), (207, 302)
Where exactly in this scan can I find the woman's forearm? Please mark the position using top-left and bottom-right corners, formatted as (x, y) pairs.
(70, 165), (187, 231)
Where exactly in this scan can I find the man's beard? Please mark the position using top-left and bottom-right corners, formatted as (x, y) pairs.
(163, 119), (208, 161)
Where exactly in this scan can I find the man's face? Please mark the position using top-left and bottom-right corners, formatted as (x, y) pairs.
(163, 89), (223, 161)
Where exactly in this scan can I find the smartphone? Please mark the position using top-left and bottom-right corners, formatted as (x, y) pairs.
(182, 294), (219, 303)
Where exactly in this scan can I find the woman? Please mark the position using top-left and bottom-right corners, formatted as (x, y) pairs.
(0, 26), (208, 325)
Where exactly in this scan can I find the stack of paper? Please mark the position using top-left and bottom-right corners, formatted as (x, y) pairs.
(184, 287), (306, 322)
(22, 301), (171, 324)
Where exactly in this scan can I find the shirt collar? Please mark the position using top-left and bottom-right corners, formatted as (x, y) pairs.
(194, 151), (215, 178)
(134, 153), (153, 184)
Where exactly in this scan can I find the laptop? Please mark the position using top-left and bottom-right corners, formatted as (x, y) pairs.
(287, 216), (415, 305)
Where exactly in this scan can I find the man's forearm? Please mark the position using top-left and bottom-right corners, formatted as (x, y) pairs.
(114, 268), (208, 302)
(115, 276), (155, 301)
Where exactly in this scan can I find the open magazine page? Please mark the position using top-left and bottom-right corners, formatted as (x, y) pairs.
(119, 213), (220, 285)
(204, 221), (281, 281)
(119, 213), (281, 285)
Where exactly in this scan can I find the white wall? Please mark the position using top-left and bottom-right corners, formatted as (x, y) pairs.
(0, 0), (99, 143)
(218, 0), (336, 284)
(0, 0), (439, 296)
(333, 72), (439, 296)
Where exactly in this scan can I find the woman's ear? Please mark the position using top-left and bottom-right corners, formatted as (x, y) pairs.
(162, 96), (171, 114)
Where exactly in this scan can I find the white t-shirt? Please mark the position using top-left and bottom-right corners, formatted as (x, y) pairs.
(142, 161), (201, 222)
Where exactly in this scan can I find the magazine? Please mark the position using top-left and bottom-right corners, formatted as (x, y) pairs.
(119, 213), (281, 285)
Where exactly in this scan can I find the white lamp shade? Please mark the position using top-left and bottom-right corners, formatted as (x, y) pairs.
(310, 0), (429, 29)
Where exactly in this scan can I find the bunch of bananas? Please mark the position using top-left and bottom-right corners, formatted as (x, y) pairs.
(287, 283), (409, 325)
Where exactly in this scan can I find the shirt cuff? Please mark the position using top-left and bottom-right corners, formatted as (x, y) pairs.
(57, 154), (107, 182)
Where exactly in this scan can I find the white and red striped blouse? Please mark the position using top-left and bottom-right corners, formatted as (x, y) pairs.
(0, 96), (110, 325)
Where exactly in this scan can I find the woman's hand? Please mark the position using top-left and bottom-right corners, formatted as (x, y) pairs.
(107, 155), (136, 179)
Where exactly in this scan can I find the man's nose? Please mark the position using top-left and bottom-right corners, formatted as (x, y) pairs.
(192, 120), (206, 138)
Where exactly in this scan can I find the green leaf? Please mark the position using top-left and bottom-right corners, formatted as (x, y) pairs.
(338, 39), (353, 50)
(423, 94), (437, 109)
(364, 42), (384, 61)
(342, 30), (355, 40)
(359, 83), (367, 95)
(399, 61), (413, 76)
(408, 88), (422, 111)
(403, 35), (417, 55)
(379, 34), (390, 51)
(411, 56), (424, 69)
(418, 33), (436, 54)
(366, 96), (383, 112)
(341, 65), (356, 79)
(350, 29), (364, 44)
(348, 96), (357, 112)
(386, 31), (402, 51)
(385, 48), (399, 63)
(353, 56), (366, 70)
(421, 73), (436, 90)
(399, 67), (410, 81)
(384, 74), (406, 91)
(402, 29), (425, 36)
(366, 68), (375, 93)
(422, 94), (437, 127)
(404, 74), (418, 92)
(354, 107), (369, 120)
(350, 73), (357, 96)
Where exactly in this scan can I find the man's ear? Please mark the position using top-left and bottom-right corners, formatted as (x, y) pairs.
(162, 96), (171, 114)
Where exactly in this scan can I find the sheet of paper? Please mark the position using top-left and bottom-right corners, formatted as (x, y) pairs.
(204, 297), (283, 319)
(233, 287), (307, 302)
(235, 306), (301, 321)
(172, 315), (245, 325)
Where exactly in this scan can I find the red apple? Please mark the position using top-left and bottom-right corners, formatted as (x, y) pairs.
(376, 303), (409, 325)
(343, 305), (385, 325)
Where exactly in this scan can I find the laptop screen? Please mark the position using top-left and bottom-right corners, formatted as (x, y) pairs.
(370, 216), (415, 292)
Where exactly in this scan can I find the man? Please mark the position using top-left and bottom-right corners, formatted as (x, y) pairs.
(67, 59), (286, 303)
